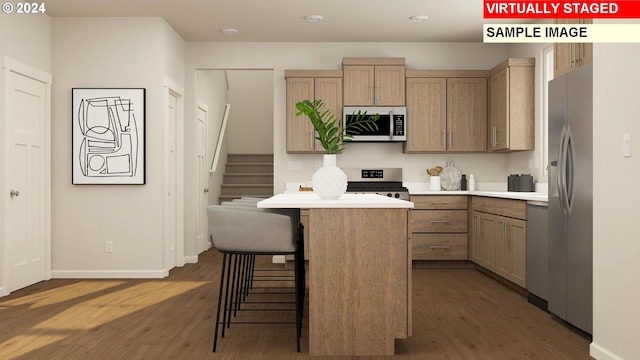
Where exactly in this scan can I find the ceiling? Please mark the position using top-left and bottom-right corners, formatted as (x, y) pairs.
(44, 0), (528, 43)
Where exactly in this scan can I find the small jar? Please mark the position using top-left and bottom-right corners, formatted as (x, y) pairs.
(468, 174), (476, 191)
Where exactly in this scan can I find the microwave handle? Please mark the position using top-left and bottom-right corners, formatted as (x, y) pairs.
(388, 109), (394, 138)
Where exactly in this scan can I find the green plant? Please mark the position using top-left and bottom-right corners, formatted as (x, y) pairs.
(295, 99), (379, 154)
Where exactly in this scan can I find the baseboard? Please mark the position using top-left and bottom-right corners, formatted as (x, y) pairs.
(527, 292), (549, 312)
(51, 269), (169, 279)
(184, 255), (199, 264)
(590, 341), (624, 360)
(412, 260), (475, 269)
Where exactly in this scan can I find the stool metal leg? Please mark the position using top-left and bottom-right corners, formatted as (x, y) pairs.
(213, 253), (229, 352)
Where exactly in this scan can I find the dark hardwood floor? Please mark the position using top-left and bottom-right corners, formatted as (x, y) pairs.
(0, 249), (592, 359)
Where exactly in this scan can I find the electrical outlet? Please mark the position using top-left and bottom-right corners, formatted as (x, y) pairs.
(105, 241), (113, 253)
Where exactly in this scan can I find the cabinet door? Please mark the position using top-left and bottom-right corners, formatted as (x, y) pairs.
(447, 78), (487, 152)
(375, 65), (405, 106)
(480, 213), (497, 270)
(286, 77), (316, 152)
(470, 211), (483, 265)
(315, 78), (343, 152)
(404, 77), (446, 152)
(508, 218), (527, 287)
(494, 217), (510, 279)
(554, 43), (574, 78)
(343, 65), (374, 106)
(489, 68), (509, 151)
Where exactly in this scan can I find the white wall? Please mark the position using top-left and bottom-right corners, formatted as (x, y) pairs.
(50, 17), (185, 277)
(590, 41), (640, 360)
(186, 42), (512, 194)
(0, 13), (51, 72)
(226, 70), (274, 154)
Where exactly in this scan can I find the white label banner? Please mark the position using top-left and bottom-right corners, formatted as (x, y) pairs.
(483, 24), (640, 43)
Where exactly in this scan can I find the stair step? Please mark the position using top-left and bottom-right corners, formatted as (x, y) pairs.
(221, 184), (274, 196)
(227, 154), (274, 164)
(225, 163), (274, 174)
(223, 173), (274, 185)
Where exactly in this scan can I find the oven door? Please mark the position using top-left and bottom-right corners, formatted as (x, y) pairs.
(344, 106), (406, 141)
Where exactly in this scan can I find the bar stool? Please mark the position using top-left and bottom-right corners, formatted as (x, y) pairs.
(208, 205), (303, 352)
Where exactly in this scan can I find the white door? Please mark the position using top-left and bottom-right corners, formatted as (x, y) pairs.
(164, 90), (178, 270)
(195, 103), (208, 252)
(2, 59), (51, 293)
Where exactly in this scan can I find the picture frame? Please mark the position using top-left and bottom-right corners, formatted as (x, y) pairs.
(72, 88), (146, 184)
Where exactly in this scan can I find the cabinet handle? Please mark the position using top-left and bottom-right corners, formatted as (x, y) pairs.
(429, 201), (450, 205)
(443, 130), (446, 148)
(493, 127), (497, 147)
(430, 245), (451, 249)
(448, 130), (452, 148)
(429, 220), (450, 223)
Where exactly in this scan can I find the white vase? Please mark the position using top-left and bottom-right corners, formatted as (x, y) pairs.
(312, 154), (347, 200)
(429, 176), (441, 191)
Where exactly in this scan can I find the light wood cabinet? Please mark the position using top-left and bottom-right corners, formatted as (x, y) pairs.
(404, 77), (446, 152)
(554, 19), (593, 77)
(447, 78), (487, 152)
(470, 196), (527, 287)
(343, 57), (405, 106)
(285, 70), (343, 153)
(410, 195), (468, 260)
(404, 71), (487, 153)
(488, 58), (535, 152)
(494, 216), (527, 287)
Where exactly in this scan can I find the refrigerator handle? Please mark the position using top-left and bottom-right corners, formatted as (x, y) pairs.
(565, 125), (575, 215)
(558, 124), (568, 215)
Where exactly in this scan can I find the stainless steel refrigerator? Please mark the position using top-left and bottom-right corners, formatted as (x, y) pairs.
(548, 63), (593, 335)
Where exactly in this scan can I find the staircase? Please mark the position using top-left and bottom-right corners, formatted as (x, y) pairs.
(219, 154), (274, 203)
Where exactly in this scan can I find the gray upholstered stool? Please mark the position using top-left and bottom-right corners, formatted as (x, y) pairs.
(208, 205), (303, 352)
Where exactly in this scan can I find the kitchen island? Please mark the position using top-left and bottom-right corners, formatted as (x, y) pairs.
(258, 193), (414, 356)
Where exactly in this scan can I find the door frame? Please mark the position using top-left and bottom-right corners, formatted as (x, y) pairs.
(163, 78), (185, 269)
(0, 57), (52, 296)
(195, 101), (209, 254)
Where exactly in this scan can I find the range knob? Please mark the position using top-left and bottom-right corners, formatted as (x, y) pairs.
(394, 193), (400, 198)
(386, 193), (392, 198)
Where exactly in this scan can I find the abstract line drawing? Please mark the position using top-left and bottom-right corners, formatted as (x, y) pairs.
(72, 88), (145, 184)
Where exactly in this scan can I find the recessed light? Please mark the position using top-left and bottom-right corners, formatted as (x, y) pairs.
(409, 15), (429, 22)
(304, 15), (324, 22)
(221, 28), (238, 35)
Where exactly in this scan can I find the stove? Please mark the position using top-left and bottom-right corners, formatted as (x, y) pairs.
(343, 168), (410, 201)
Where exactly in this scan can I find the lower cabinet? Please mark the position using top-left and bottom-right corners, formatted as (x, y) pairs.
(470, 197), (527, 287)
(410, 195), (468, 260)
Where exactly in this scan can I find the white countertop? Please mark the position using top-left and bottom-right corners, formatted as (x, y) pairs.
(258, 193), (414, 209)
(410, 190), (548, 202)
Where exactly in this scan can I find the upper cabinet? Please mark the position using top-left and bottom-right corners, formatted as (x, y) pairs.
(343, 57), (405, 106)
(554, 19), (593, 78)
(404, 71), (487, 153)
(488, 58), (535, 152)
(285, 70), (343, 153)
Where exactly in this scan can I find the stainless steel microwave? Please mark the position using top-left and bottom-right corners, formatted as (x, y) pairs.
(343, 106), (407, 142)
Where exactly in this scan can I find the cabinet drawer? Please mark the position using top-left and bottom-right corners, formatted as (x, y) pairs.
(494, 198), (526, 220)
(412, 234), (468, 260)
(411, 210), (468, 233)
(411, 195), (468, 210)
(471, 196), (497, 213)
